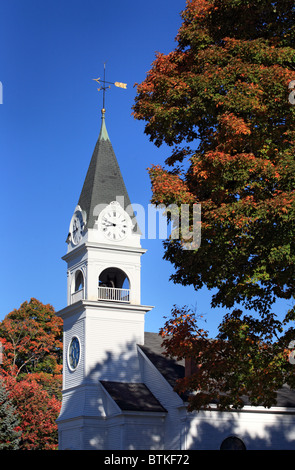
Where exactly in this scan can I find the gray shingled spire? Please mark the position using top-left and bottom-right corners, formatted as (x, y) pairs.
(78, 109), (135, 230)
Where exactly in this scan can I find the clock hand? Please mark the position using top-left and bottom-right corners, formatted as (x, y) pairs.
(105, 221), (117, 227)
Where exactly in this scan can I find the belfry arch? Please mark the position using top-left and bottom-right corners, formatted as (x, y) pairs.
(71, 269), (85, 303)
(98, 267), (130, 302)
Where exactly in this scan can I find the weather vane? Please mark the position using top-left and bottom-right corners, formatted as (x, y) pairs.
(93, 63), (127, 111)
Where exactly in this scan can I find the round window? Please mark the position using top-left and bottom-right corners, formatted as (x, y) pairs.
(220, 436), (246, 450)
(68, 336), (80, 371)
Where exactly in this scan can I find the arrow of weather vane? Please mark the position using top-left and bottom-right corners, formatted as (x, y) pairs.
(93, 63), (127, 109)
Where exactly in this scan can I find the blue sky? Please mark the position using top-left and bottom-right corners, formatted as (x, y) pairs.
(0, 0), (289, 337)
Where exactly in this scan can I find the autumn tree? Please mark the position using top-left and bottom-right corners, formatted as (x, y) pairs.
(4, 375), (60, 450)
(0, 299), (63, 447)
(133, 0), (295, 408)
(160, 305), (295, 410)
(0, 298), (63, 379)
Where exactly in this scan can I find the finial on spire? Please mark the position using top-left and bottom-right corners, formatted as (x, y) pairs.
(99, 106), (109, 141)
(92, 63), (127, 112)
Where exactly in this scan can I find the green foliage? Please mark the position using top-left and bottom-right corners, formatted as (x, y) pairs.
(0, 378), (21, 450)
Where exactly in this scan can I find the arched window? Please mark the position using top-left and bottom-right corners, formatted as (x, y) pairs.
(220, 436), (246, 450)
(98, 267), (130, 302)
(71, 270), (84, 303)
(75, 270), (84, 292)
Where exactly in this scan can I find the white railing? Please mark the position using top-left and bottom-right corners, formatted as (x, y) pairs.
(98, 286), (130, 302)
(71, 289), (84, 304)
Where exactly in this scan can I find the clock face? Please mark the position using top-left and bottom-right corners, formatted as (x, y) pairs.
(100, 204), (129, 241)
(68, 336), (80, 371)
(71, 211), (84, 245)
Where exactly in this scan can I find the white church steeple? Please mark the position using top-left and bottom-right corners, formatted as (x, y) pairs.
(56, 104), (153, 450)
(64, 108), (143, 306)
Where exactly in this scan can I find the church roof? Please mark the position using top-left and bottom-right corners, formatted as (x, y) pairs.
(140, 332), (295, 409)
(100, 380), (167, 413)
(78, 110), (135, 229)
(139, 332), (185, 390)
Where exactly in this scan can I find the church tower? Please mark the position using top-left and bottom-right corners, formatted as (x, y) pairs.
(56, 106), (153, 450)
